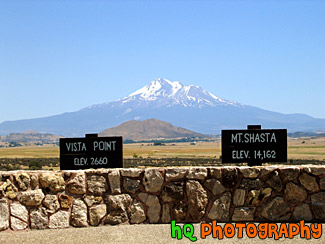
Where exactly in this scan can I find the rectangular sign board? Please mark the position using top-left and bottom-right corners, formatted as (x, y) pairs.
(60, 135), (123, 170)
(222, 128), (287, 165)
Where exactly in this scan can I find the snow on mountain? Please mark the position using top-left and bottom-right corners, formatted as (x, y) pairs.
(121, 78), (242, 107)
(89, 78), (242, 109)
(127, 78), (181, 99)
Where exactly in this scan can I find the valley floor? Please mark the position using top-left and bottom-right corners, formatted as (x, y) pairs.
(0, 137), (323, 170)
(0, 137), (324, 160)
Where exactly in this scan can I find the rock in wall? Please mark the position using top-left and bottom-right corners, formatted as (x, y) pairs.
(0, 165), (325, 231)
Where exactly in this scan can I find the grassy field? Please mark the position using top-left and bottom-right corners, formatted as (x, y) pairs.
(124, 142), (221, 159)
(0, 144), (59, 158)
(0, 137), (324, 161)
(287, 137), (325, 161)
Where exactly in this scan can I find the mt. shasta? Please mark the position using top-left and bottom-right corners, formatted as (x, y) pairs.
(98, 78), (241, 108)
(0, 78), (324, 136)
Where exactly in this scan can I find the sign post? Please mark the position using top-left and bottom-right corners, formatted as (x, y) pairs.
(60, 134), (123, 170)
(222, 125), (287, 166)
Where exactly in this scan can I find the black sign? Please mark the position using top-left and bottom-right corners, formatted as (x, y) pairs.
(222, 126), (287, 166)
(60, 134), (123, 170)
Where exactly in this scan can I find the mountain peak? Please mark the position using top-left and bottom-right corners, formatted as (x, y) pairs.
(118, 78), (241, 108)
(128, 78), (183, 100)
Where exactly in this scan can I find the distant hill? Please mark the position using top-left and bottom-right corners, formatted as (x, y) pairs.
(99, 119), (205, 141)
(0, 131), (61, 144)
(288, 131), (325, 138)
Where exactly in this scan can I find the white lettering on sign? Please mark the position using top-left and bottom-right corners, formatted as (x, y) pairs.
(232, 150), (250, 159)
(231, 133), (243, 143)
(66, 142), (87, 152)
(254, 150), (276, 160)
(231, 133), (276, 143)
(74, 157), (88, 166)
(93, 141), (116, 151)
(90, 157), (108, 165)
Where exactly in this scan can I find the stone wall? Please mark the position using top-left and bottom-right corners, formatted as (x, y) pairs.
(1, 165), (325, 231)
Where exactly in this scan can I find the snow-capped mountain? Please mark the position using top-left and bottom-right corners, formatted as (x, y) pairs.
(0, 78), (324, 136)
(116, 78), (240, 108)
(89, 78), (240, 109)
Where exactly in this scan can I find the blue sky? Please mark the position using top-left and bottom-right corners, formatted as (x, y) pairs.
(1, 0), (324, 123)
